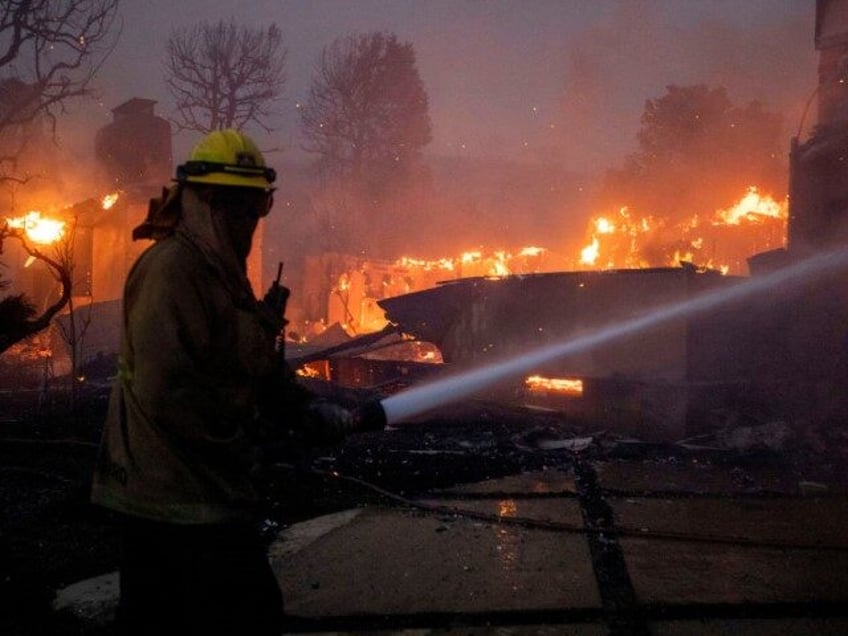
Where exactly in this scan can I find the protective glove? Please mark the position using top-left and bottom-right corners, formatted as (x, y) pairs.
(305, 399), (388, 445)
(352, 399), (388, 432)
(306, 400), (356, 446)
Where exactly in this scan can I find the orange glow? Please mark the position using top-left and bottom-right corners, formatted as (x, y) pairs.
(396, 256), (454, 271)
(525, 375), (584, 396)
(6, 211), (66, 245)
(490, 251), (509, 277)
(713, 186), (786, 225)
(318, 187), (785, 341)
(580, 236), (600, 266)
(460, 250), (482, 264)
(396, 246), (548, 279)
(519, 246), (546, 257)
(574, 187), (787, 275)
(336, 273), (351, 292)
(498, 499), (518, 518)
(595, 216), (616, 234)
(101, 192), (119, 210)
(296, 361), (329, 380)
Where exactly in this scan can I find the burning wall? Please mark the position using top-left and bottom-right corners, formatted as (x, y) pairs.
(576, 187), (787, 275)
(294, 186), (788, 342)
(0, 97), (179, 377)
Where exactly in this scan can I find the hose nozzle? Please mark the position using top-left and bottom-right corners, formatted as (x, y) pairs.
(354, 399), (388, 432)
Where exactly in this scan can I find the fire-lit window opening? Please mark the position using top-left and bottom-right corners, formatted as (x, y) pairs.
(296, 360), (330, 380)
(524, 374), (584, 397)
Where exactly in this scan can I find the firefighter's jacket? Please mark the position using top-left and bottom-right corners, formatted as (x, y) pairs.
(91, 189), (308, 524)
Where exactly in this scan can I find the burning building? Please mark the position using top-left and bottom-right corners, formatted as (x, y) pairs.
(3, 99), (170, 379)
(297, 1), (848, 439)
(2, 97), (278, 381)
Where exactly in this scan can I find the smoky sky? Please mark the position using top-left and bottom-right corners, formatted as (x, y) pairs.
(56, 0), (815, 176)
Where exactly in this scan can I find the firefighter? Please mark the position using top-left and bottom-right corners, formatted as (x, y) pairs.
(91, 129), (365, 635)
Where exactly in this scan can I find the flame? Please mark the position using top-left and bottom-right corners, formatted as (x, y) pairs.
(319, 185), (785, 342)
(713, 186), (786, 225)
(336, 273), (351, 292)
(519, 246), (546, 257)
(296, 365), (321, 378)
(101, 192), (119, 210)
(595, 216), (616, 234)
(575, 186), (787, 275)
(397, 256), (454, 271)
(460, 250), (482, 264)
(490, 251), (509, 277)
(580, 236), (600, 266)
(525, 375), (584, 396)
(577, 206), (657, 270)
(394, 246), (546, 280)
(6, 211), (66, 245)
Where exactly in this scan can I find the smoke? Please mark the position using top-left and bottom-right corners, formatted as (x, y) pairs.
(521, 2), (815, 268)
(552, 1), (815, 174)
(257, 2), (819, 301)
(351, 1), (818, 263)
(0, 114), (108, 217)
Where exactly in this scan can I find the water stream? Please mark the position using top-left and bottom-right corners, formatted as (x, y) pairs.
(380, 248), (848, 426)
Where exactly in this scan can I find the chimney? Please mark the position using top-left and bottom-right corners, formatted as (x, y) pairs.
(94, 97), (173, 195)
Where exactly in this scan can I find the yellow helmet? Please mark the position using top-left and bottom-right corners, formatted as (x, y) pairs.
(176, 129), (276, 190)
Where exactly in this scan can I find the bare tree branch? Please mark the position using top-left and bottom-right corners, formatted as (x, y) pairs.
(164, 19), (286, 134)
(0, 223), (72, 354)
(299, 31), (431, 190)
(0, 1), (119, 354)
(0, 0), (121, 183)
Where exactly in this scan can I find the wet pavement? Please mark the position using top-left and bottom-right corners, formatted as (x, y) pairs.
(57, 450), (848, 635)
